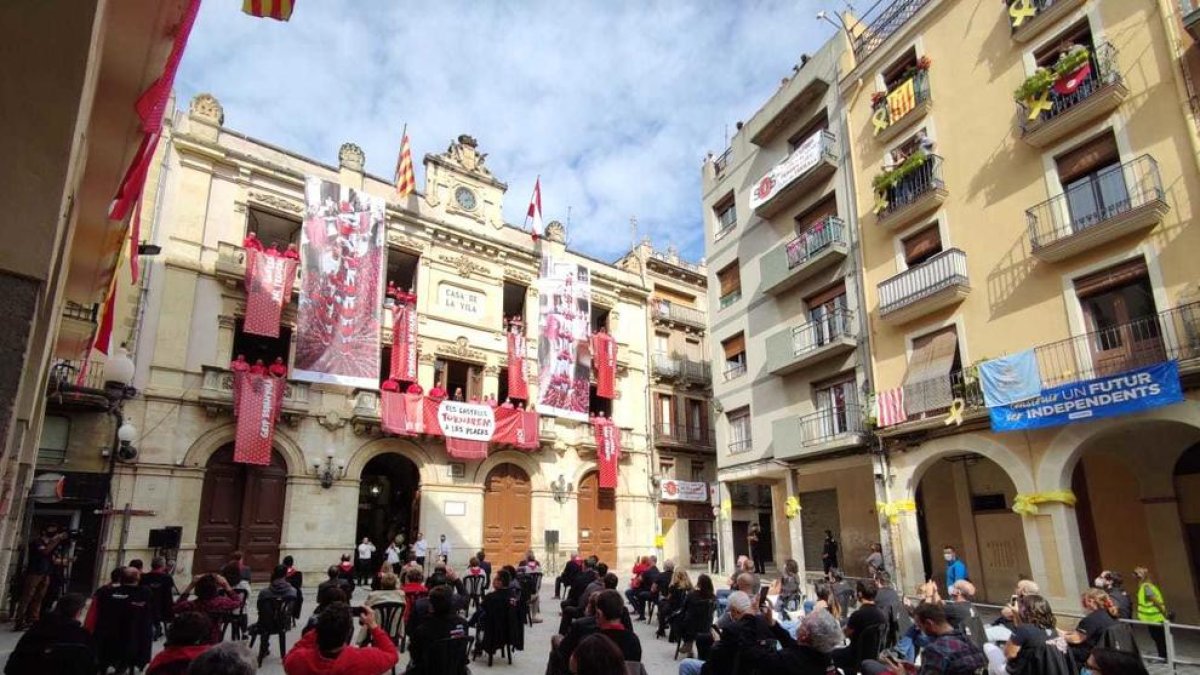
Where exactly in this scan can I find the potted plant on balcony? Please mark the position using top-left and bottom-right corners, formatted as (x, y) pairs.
(1014, 44), (1091, 121)
(871, 150), (930, 214)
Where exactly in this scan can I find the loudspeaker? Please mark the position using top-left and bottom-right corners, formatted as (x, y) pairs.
(149, 526), (182, 549)
(544, 530), (559, 547)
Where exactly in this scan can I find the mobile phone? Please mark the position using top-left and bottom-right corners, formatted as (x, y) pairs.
(351, 606), (367, 617)
(757, 585), (770, 607)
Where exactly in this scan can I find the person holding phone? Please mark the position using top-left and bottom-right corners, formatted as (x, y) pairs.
(831, 580), (888, 675)
(861, 602), (987, 675)
(284, 602), (399, 674)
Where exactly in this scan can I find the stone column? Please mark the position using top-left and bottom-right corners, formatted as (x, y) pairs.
(1020, 503), (1087, 609)
(784, 471), (807, 572)
(718, 481), (735, 576)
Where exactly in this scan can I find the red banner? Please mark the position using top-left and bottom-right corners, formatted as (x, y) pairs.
(592, 330), (616, 399)
(244, 249), (298, 337)
(494, 407), (539, 450)
(390, 300), (418, 383)
(234, 372), (285, 465)
(507, 327), (529, 401)
(380, 391), (425, 436)
(593, 418), (621, 488)
(380, 394), (539, 454)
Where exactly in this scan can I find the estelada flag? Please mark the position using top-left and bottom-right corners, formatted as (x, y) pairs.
(593, 418), (621, 489)
(507, 329), (529, 400)
(244, 249), (297, 337)
(243, 0), (295, 20)
(390, 301), (418, 382)
(591, 331), (616, 399)
(234, 372), (285, 465)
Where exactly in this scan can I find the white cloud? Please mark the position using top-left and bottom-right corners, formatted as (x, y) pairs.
(176, 0), (836, 261)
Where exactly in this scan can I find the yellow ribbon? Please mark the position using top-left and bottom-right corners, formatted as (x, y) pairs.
(654, 534), (665, 548)
(720, 498), (732, 518)
(1012, 490), (1077, 516)
(785, 496), (801, 520)
(876, 499), (917, 524)
(1008, 0), (1036, 27)
(871, 106), (891, 135)
(944, 398), (966, 427)
(872, 190), (889, 214)
(1025, 90), (1053, 121)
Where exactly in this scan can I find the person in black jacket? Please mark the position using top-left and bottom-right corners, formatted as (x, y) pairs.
(749, 607), (842, 675)
(674, 574), (716, 658)
(657, 567), (691, 638)
(678, 590), (770, 675)
(407, 585), (469, 674)
(555, 552), (581, 599)
(93, 567), (154, 673)
(5, 593), (95, 675)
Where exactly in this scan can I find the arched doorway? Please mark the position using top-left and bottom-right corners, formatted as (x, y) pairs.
(915, 454), (1029, 604)
(194, 445), (288, 581)
(482, 464), (531, 565)
(1174, 443), (1200, 603)
(578, 471), (617, 565)
(358, 453), (420, 560)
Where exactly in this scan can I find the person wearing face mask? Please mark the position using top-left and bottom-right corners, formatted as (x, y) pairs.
(861, 603), (987, 675)
(1093, 570), (1132, 620)
(1133, 566), (1169, 660)
(943, 546), (967, 595)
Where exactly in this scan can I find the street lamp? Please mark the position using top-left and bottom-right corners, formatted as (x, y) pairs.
(551, 474), (573, 504)
(312, 448), (346, 489)
(115, 420), (138, 462)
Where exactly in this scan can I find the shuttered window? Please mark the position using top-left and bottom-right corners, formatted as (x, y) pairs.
(902, 224), (943, 267)
(806, 282), (848, 310)
(902, 327), (960, 415)
(717, 262), (742, 304)
(1056, 133), (1120, 185)
(1073, 257), (1148, 298)
(795, 195), (840, 234)
(722, 333), (746, 359)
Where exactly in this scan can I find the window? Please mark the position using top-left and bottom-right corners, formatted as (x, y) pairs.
(1055, 131), (1128, 231)
(814, 374), (858, 437)
(232, 319), (292, 368)
(656, 393), (676, 437)
(247, 208), (301, 250)
(713, 194), (737, 239)
(1073, 258), (1162, 377)
(721, 333), (747, 380)
(497, 366), (510, 404)
(902, 326), (961, 416)
(589, 384), (612, 417)
(591, 305), (611, 333)
(883, 48), (919, 90)
(794, 195), (839, 235)
(503, 281), (527, 323)
(806, 283), (849, 347)
(654, 332), (670, 357)
(687, 398), (709, 444)
(717, 262), (742, 308)
(660, 460), (675, 479)
(380, 346), (392, 384)
(386, 249), (420, 296)
(690, 461), (707, 483)
(901, 224), (943, 268)
(38, 415), (69, 465)
(1034, 22), (1095, 67)
(434, 358), (483, 401)
(727, 407), (752, 454)
(684, 338), (702, 362)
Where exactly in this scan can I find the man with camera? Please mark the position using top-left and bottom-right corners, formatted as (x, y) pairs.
(14, 525), (70, 630)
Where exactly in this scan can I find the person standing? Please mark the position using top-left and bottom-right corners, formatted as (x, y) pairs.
(356, 537), (376, 586)
(14, 525), (69, 630)
(1134, 565), (1169, 659)
(748, 523), (765, 574)
(865, 543), (885, 578)
(413, 532), (428, 570)
(385, 539), (402, 574)
(438, 534), (451, 565)
(944, 545), (967, 594)
(821, 530), (839, 576)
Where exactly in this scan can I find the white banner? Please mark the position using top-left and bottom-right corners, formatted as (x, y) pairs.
(749, 130), (827, 210)
(436, 401), (496, 441)
(660, 479), (710, 503)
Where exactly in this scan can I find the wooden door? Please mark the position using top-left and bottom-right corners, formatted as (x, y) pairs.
(577, 472), (617, 565)
(195, 446), (287, 581)
(482, 464), (531, 566)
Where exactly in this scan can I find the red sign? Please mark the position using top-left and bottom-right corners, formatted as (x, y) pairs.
(593, 418), (621, 489)
(244, 249), (298, 338)
(592, 331), (616, 399)
(380, 395), (540, 454)
(390, 300), (418, 383)
(234, 372), (285, 465)
(507, 329), (529, 401)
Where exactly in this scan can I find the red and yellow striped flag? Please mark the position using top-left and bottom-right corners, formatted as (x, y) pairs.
(394, 132), (416, 199)
(243, 0), (295, 21)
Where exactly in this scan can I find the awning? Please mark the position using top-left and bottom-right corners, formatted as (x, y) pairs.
(903, 329), (958, 415)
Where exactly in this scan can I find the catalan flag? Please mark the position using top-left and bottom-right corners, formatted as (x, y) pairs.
(394, 131), (416, 199)
(243, 0), (295, 21)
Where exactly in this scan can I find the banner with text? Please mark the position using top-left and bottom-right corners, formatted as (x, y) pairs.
(749, 130), (827, 210)
(989, 361), (1183, 432)
(592, 330), (616, 399)
(593, 418), (621, 489)
(390, 299), (418, 383)
(507, 325), (529, 401)
(659, 479), (709, 503)
(295, 177), (384, 389)
(379, 394), (539, 453)
(244, 248), (298, 337)
(536, 257), (592, 421)
(234, 372), (285, 465)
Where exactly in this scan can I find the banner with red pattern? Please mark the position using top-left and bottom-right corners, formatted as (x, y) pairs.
(294, 177), (384, 389)
(535, 256), (591, 421)
(234, 372), (285, 465)
(592, 330), (616, 399)
(507, 323), (529, 401)
(494, 407), (539, 450)
(390, 298), (418, 383)
(593, 417), (621, 489)
(244, 248), (298, 337)
(381, 391), (425, 436)
(380, 393), (539, 454)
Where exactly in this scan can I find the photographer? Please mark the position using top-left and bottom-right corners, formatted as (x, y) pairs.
(14, 525), (70, 630)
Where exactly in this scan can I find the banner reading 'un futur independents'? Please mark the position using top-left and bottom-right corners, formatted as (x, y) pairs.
(535, 256), (591, 422)
(294, 177), (384, 389)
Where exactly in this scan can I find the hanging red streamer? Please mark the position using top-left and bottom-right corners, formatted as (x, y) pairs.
(592, 330), (616, 399)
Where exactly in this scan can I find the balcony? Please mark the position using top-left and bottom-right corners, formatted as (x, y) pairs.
(878, 248), (970, 325)
(712, 147), (733, 178)
(1008, 0), (1087, 43)
(652, 299), (706, 330)
(899, 303), (1200, 422)
(727, 437), (753, 455)
(59, 301), (99, 353)
(653, 422), (716, 450)
(1027, 155), (1169, 263)
(749, 76), (830, 146)
(870, 72), (933, 144)
(852, 0), (934, 61)
(651, 353), (712, 386)
(874, 154), (946, 230)
(750, 131), (839, 219)
(45, 358), (111, 411)
(198, 365), (310, 421)
(722, 361), (747, 382)
(766, 308), (858, 376)
(760, 216), (849, 296)
(1018, 43), (1128, 149)
(773, 405), (867, 460)
(215, 241), (303, 287)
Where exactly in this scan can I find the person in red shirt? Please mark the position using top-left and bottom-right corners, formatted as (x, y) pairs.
(172, 574), (244, 643)
(250, 359), (267, 375)
(145, 612), (212, 675)
(243, 232), (263, 251)
(284, 243), (300, 260)
(406, 382), (424, 395)
(284, 602), (397, 675)
(269, 357), (288, 378)
(428, 384), (447, 401)
(381, 378), (400, 392)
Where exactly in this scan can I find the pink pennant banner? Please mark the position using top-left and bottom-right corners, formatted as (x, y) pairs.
(244, 248), (298, 337)
(507, 327), (529, 401)
(234, 372), (285, 465)
(593, 417), (621, 489)
(592, 330), (616, 399)
(390, 300), (418, 383)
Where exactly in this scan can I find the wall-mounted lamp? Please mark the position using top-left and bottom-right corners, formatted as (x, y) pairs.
(551, 474), (574, 504)
(115, 420), (139, 462)
(137, 242), (162, 256)
(311, 448), (346, 489)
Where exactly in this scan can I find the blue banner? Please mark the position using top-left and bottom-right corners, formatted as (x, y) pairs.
(990, 361), (1183, 432)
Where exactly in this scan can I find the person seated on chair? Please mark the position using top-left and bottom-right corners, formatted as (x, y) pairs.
(569, 633), (627, 675)
(861, 602), (988, 675)
(259, 564), (300, 605)
(674, 573), (716, 660)
(283, 555), (305, 619)
(626, 556), (658, 620)
(830, 579), (887, 675)
(174, 572), (243, 643)
(751, 607), (842, 674)
(591, 590), (641, 661)
(146, 612), (213, 675)
(302, 585), (348, 635)
(1084, 648), (1149, 675)
(564, 557), (598, 611)
(406, 585), (469, 674)
(560, 562), (608, 634)
(657, 567), (691, 638)
(555, 552), (582, 600)
(678, 590), (770, 675)
(189, 642), (257, 675)
(637, 559), (672, 623)
(353, 572), (406, 645)
(5, 593), (95, 675)
(983, 594), (1072, 675)
(94, 567), (154, 673)
(336, 554), (356, 591)
(1061, 588), (1119, 667)
(284, 602), (398, 675)
(318, 565), (354, 599)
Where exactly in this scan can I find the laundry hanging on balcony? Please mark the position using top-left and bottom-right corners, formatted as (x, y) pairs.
(243, 246), (298, 338)
(978, 350), (1042, 407)
(233, 370), (286, 465)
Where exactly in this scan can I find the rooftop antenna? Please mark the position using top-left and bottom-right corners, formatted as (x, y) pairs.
(630, 215), (638, 251)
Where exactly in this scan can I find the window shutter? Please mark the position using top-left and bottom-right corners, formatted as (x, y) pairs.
(722, 334), (746, 359)
(1056, 133), (1120, 185)
(902, 225), (942, 265)
(1073, 257), (1148, 298)
(718, 263), (741, 296)
(796, 196), (840, 234)
(806, 282), (848, 309)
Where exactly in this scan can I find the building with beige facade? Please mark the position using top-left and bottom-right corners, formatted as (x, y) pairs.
(33, 92), (662, 588)
(840, 0), (1200, 620)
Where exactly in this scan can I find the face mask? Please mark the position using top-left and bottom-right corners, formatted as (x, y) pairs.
(1094, 577), (1107, 588)
(1081, 669), (1095, 675)
(943, 553), (954, 561)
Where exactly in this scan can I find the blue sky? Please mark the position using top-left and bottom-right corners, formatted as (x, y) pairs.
(176, 1), (836, 262)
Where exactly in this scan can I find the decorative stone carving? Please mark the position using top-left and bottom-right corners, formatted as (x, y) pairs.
(545, 220), (566, 243)
(339, 143), (365, 172)
(387, 230), (426, 252)
(418, 352), (437, 364)
(442, 134), (492, 177)
(318, 410), (346, 431)
(436, 337), (486, 362)
(504, 269), (533, 285)
(483, 364), (500, 375)
(437, 253), (490, 279)
(248, 190), (303, 214)
(190, 93), (224, 125)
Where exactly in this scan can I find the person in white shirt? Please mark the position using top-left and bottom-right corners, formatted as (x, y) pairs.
(385, 540), (402, 574)
(438, 534), (451, 564)
(356, 537), (376, 586)
(413, 532), (428, 569)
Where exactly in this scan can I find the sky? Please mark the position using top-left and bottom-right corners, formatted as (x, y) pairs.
(176, 1), (837, 263)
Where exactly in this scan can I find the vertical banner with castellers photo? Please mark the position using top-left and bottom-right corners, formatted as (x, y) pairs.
(535, 256), (591, 421)
(294, 177), (385, 389)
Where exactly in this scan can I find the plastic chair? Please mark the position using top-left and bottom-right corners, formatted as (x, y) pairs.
(852, 622), (887, 670)
(674, 599), (716, 660)
(464, 574), (486, 613)
(248, 596), (294, 667)
(423, 634), (474, 675)
(370, 601), (405, 674)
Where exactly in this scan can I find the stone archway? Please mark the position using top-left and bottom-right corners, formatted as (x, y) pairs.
(357, 452), (421, 563)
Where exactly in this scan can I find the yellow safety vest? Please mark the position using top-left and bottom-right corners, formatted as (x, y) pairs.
(1136, 582), (1166, 623)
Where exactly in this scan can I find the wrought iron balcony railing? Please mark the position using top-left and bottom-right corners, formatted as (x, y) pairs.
(798, 404), (865, 445)
(727, 437), (753, 454)
(1018, 43), (1121, 133)
(654, 422), (716, 448)
(722, 361), (747, 381)
(786, 217), (847, 270)
(652, 353), (712, 382)
(877, 154), (944, 221)
(62, 301), (98, 323)
(791, 308), (856, 357)
(852, 0), (934, 61)
(878, 248), (969, 317)
(652, 300), (705, 327)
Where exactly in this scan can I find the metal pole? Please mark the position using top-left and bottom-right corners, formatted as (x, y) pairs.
(116, 503), (132, 566)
